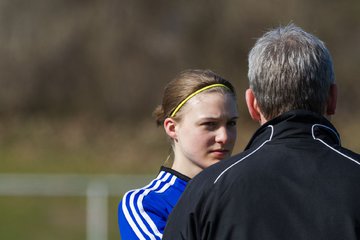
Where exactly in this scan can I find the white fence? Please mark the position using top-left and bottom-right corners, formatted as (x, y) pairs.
(0, 173), (153, 240)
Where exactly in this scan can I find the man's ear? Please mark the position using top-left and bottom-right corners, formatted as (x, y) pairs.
(326, 84), (337, 115)
(164, 118), (177, 140)
(245, 88), (262, 122)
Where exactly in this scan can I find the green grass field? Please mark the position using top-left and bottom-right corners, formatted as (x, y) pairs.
(0, 196), (126, 240)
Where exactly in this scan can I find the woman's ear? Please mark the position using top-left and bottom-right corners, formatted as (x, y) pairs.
(245, 88), (262, 122)
(164, 117), (177, 140)
(326, 84), (337, 115)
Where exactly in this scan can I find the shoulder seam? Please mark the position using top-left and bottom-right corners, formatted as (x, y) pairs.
(312, 124), (360, 167)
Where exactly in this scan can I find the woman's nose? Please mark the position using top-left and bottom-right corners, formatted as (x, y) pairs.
(215, 126), (228, 144)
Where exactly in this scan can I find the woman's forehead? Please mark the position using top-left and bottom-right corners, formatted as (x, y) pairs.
(180, 92), (237, 117)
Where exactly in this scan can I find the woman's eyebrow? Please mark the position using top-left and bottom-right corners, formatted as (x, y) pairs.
(198, 116), (239, 121)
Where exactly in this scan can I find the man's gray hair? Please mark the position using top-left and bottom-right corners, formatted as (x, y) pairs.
(248, 24), (335, 119)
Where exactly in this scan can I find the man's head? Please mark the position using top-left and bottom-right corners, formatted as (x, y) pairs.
(246, 24), (337, 124)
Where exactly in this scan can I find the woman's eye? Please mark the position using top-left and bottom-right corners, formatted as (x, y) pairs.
(202, 122), (217, 129)
(228, 120), (237, 127)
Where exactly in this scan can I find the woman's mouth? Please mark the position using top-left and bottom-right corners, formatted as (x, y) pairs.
(210, 149), (229, 158)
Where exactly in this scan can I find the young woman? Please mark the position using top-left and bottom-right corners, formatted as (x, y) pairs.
(118, 69), (239, 239)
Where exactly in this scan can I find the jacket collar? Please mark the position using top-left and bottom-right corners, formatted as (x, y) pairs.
(244, 110), (341, 151)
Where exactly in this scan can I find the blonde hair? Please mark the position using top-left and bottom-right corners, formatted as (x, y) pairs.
(153, 69), (236, 126)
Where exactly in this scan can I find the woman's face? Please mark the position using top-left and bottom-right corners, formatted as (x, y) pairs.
(172, 92), (238, 178)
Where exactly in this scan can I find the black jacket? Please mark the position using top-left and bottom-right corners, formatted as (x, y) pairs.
(163, 110), (360, 240)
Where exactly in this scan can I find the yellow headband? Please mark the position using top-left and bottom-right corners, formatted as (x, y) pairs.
(170, 83), (230, 117)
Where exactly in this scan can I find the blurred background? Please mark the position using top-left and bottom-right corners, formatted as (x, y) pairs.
(0, 0), (359, 239)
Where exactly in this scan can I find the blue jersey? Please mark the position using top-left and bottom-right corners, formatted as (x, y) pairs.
(118, 166), (190, 239)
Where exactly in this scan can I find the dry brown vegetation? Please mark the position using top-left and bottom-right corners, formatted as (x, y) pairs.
(0, 0), (359, 175)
